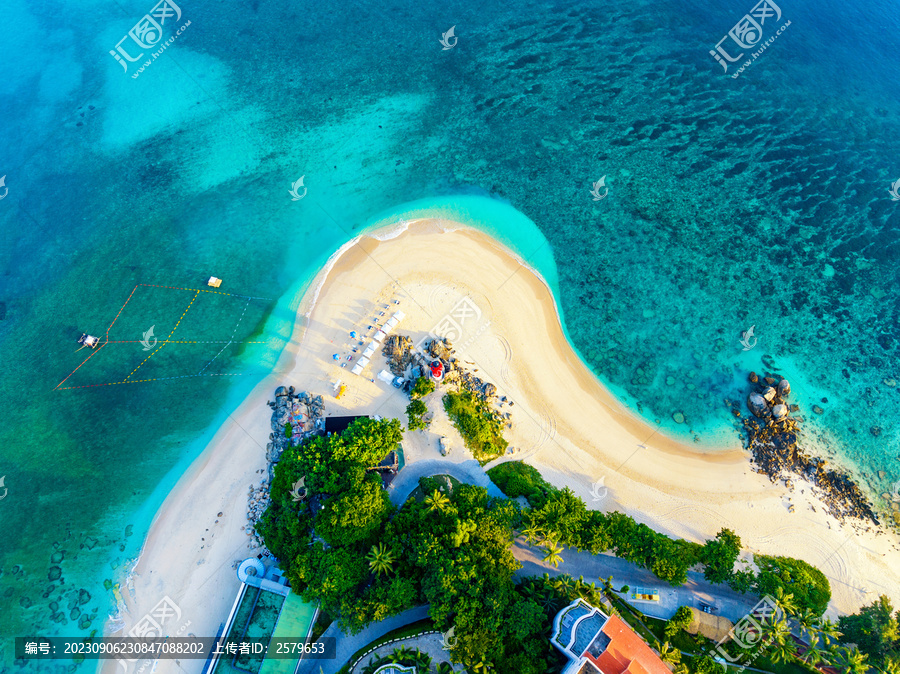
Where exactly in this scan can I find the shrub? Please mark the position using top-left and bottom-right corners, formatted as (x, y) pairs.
(487, 462), (556, 508)
(443, 390), (507, 461)
(665, 606), (694, 638)
(410, 376), (435, 400)
(406, 399), (428, 431)
(284, 422), (292, 438)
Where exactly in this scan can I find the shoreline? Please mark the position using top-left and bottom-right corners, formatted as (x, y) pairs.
(105, 220), (900, 671)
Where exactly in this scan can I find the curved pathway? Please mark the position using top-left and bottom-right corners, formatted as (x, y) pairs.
(350, 632), (464, 673)
(387, 458), (505, 506)
(296, 605), (430, 674)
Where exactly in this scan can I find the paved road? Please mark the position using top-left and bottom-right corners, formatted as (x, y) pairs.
(387, 458), (505, 506)
(295, 605), (431, 674)
(513, 540), (757, 624)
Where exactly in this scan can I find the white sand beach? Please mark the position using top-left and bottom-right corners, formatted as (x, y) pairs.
(106, 220), (900, 672)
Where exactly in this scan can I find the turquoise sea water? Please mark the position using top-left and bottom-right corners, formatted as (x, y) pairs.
(2, 0), (900, 665)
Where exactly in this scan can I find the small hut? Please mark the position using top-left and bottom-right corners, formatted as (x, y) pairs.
(207, 276), (222, 288)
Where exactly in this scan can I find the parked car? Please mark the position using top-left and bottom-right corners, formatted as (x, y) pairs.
(699, 602), (716, 614)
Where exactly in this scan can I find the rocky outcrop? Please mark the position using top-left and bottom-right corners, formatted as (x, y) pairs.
(748, 393), (768, 418)
(736, 372), (878, 525)
(383, 334), (418, 377)
(245, 479), (270, 551)
(266, 386), (324, 479)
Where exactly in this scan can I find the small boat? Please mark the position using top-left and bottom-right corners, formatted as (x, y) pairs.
(207, 276), (222, 288)
(78, 333), (99, 348)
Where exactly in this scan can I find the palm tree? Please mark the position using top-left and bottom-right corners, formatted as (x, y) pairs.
(795, 607), (821, 633)
(833, 645), (869, 674)
(412, 648), (431, 670)
(473, 663), (496, 674)
(542, 539), (564, 568)
(365, 543), (395, 576)
(819, 617), (843, 644)
(653, 640), (680, 666)
(552, 575), (575, 597)
(768, 636), (798, 664)
(425, 489), (451, 513)
(800, 631), (824, 667)
(391, 645), (414, 660)
(522, 522), (544, 545)
(435, 663), (455, 674)
(771, 586), (798, 616)
(879, 658), (900, 674)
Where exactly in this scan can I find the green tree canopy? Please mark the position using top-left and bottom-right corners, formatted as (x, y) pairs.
(700, 528), (742, 584)
(406, 399), (428, 431)
(754, 554), (832, 616)
(315, 475), (396, 547)
(839, 595), (900, 667)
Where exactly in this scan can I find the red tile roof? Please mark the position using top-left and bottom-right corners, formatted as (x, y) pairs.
(585, 616), (669, 674)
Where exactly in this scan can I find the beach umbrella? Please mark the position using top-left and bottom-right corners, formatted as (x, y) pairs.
(332, 354), (339, 360)
(350, 331), (357, 338)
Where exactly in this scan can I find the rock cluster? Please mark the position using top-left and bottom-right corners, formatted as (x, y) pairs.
(383, 335), (417, 376)
(245, 479), (269, 551)
(737, 372), (879, 525)
(266, 386), (323, 479)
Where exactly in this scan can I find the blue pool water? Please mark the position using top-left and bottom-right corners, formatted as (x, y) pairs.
(1, 0), (899, 664)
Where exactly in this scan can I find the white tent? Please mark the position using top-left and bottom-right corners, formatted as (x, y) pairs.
(377, 369), (395, 384)
(351, 363), (364, 375)
(373, 330), (387, 343)
(384, 317), (399, 330)
(357, 356), (370, 368)
(393, 310), (406, 321)
(362, 343), (377, 358)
